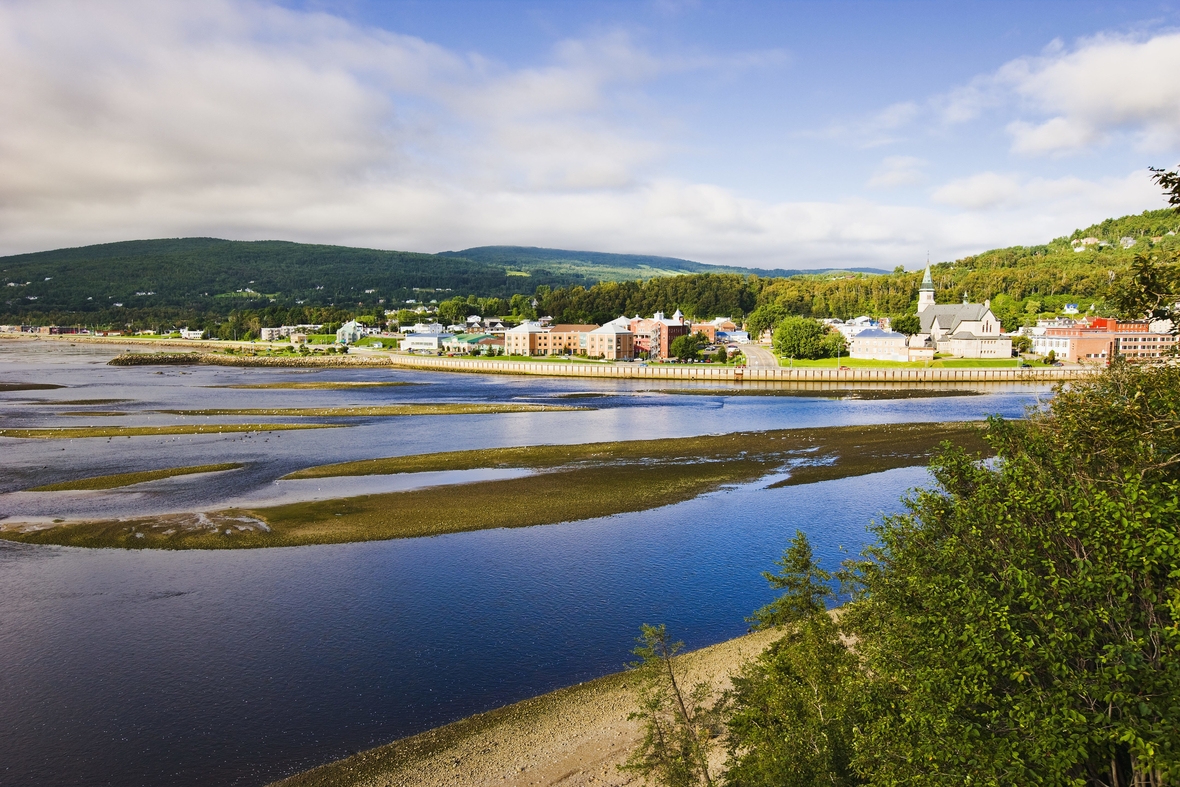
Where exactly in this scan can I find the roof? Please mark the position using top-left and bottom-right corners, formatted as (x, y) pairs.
(919, 303), (990, 334)
(920, 265), (934, 291)
(854, 328), (904, 339)
(506, 322), (547, 333)
(549, 324), (598, 333)
(591, 323), (632, 335)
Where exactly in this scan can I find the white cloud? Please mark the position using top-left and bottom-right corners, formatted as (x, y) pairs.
(935, 31), (1180, 155)
(867, 156), (927, 189)
(0, 1), (1172, 273)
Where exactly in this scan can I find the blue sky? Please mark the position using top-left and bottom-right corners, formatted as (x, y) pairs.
(2, 0), (1178, 268)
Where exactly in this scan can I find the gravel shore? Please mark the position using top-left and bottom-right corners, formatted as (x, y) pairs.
(270, 629), (781, 787)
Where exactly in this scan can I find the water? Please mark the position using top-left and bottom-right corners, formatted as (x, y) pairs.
(0, 342), (1049, 786)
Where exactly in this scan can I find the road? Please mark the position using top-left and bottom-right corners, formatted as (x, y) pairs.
(741, 344), (780, 369)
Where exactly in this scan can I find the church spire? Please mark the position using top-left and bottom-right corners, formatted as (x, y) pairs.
(917, 259), (935, 313)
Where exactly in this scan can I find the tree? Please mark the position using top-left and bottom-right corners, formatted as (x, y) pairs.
(621, 624), (719, 787)
(1149, 166), (1180, 213)
(890, 313), (920, 335)
(773, 317), (827, 359)
(747, 305), (790, 339)
(671, 332), (707, 361)
(712, 346), (729, 364)
(725, 531), (860, 787)
(843, 361), (1180, 786)
(748, 531), (834, 630)
(820, 330), (847, 359)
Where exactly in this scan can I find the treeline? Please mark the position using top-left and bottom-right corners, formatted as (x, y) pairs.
(627, 361), (1180, 786)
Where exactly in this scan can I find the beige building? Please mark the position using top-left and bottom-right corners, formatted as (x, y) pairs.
(504, 322), (601, 356)
(586, 323), (634, 360)
(849, 328), (908, 361)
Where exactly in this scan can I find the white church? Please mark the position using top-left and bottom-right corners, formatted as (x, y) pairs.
(912, 266), (1012, 359)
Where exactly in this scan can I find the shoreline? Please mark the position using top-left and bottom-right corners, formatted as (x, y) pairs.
(2, 334), (1081, 382)
(269, 627), (781, 787)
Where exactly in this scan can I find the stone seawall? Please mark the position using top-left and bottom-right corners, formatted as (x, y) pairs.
(384, 354), (1085, 383)
(105, 350), (1088, 382)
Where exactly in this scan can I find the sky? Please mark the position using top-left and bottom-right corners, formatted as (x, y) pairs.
(2, 0), (1179, 268)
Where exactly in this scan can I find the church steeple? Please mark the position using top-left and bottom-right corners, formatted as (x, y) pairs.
(917, 263), (935, 313)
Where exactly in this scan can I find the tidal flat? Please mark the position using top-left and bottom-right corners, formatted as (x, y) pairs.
(1, 422), (986, 550)
(210, 381), (418, 390)
(0, 423), (342, 439)
(157, 403), (588, 417)
(29, 463), (244, 492)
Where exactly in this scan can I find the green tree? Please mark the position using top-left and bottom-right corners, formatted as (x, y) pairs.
(671, 332), (708, 361)
(621, 624), (719, 787)
(889, 313), (920, 335)
(747, 304), (790, 338)
(725, 531), (859, 787)
(843, 362), (1180, 786)
(820, 330), (847, 359)
(1149, 166), (1180, 212)
(712, 346), (729, 364)
(773, 317), (827, 360)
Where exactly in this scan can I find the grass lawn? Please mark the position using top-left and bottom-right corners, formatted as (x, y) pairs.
(777, 356), (1020, 369)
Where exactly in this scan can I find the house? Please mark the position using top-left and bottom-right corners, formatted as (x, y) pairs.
(716, 330), (750, 344)
(401, 333), (452, 352)
(336, 320), (364, 344)
(586, 323), (635, 360)
(833, 316), (877, 340)
(179, 328), (205, 340)
(849, 328), (908, 362)
(914, 266), (1012, 359)
(407, 322), (445, 334)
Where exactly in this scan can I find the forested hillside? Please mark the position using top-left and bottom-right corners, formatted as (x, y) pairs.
(440, 245), (881, 281)
(3, 208), (1177, 334)
(536, 208), (1180, 329)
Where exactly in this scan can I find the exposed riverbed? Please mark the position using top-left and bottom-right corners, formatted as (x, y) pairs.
(0, 341), (1049, 786)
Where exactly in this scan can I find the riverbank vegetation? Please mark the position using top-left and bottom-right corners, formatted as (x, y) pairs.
(284, 422), (980, 481)
(0, 423), (341, 439)
(29, 463), (242, 491)
(158, 403), (586, 417)
(629, 360), (1180, 786)
(0, 422), (983, 549)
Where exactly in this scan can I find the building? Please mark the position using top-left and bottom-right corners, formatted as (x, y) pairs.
(401, 333), (452, 352)
(179, 328), (204, 340)
(503, 322), (548, 356)
(1033, 317), (1177, 364)
(503, 322), (600, 356)
(833, 316), (878, 340)
(629, 310), (689, 359)
(261, 324), (322, 341)
(406, 322), (445, 334)
(586, 323), (635, 360)
(849, 328), (908, 362)
(336, 320), (364, 344)
(915, 266), (1012, 359)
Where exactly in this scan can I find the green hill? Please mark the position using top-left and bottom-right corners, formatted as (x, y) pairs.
(439, 245), (883, 281)
(0, 238), (880, 325)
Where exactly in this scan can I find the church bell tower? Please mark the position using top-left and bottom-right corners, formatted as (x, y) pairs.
(917, 264), (935, 313)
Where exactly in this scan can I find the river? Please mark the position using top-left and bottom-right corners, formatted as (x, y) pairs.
(0, 341), (1048, 786)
